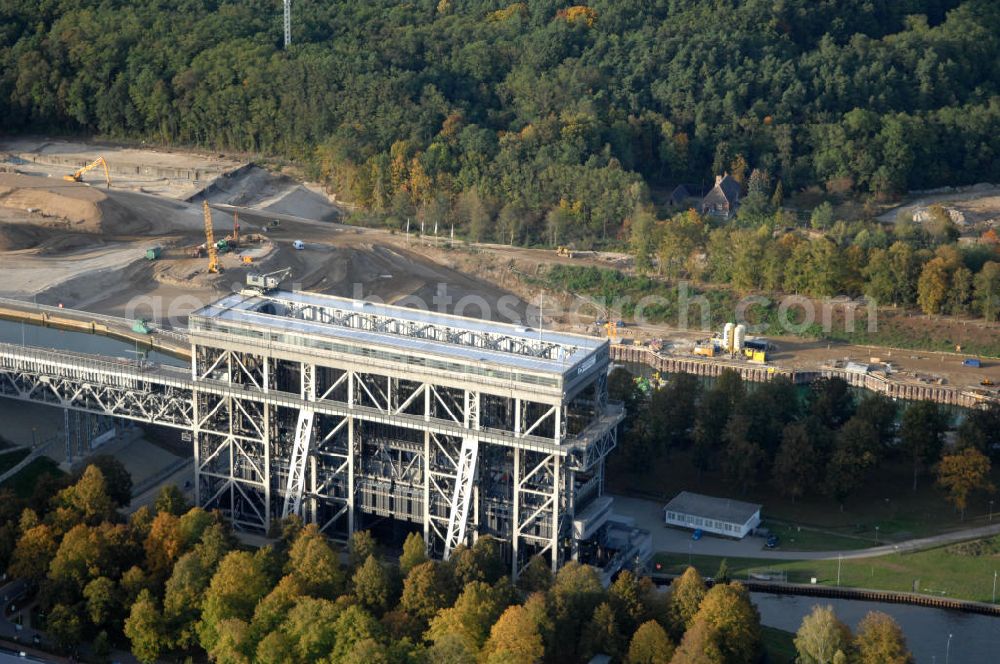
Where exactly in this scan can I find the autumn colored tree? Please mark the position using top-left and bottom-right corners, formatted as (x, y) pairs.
(582, 602), (625, 660)
(9, 523), (57, 585)
(399, 531), (428, 575)
(197, 549), (275, 652)
(937, 447), (995, 519)
(854, 611), (914, 664)
(669, 616), (724, 664)
(348, 529), (378, 570)
(155, 484), (190, 516)
(163, 529), (232, 652)
(657, 210), (706, 279)
(209, 618), (253, 664)
(81, 455), (133, 507)
(630, 207), (657, 272)
(667, 566), (707, 638)
(481, 604), (545, 664)
(281, 596), (342, 662)
(452, 535), (506, 585)
(627, 620), (675, 664)
(549, 561), (607, 663)
(691, 582), (761, 664)
(51, 464), (116, 528)
(125, 589), (166, 664)
(250, 574), (305, 644)
(426, 579), (513, 655)
(288, 523), (345, 597)
(352, 554), (398, 616)
(84, 575), (121, 630)
(917, 257), (950, 315)
(974, 261), (1000, 321)
(47, 603), (83, 653)
(609, 569), (657, 635)
(400, 560), (456, 624)
(329, 605), (384, 661)
(516, 554), (553, 595)
(794, 604), (853, 664)
(144, 512), (184, 585)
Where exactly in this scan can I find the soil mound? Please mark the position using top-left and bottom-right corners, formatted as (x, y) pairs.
(0, 223), (43, 251)
(0, 174), (144, 234)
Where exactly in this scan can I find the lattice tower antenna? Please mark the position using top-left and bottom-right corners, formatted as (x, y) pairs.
(283, 0), (291, 48)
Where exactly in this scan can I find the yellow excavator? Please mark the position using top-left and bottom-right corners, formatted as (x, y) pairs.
(63, 156), (111, 188)
(203, 201), (221, 274)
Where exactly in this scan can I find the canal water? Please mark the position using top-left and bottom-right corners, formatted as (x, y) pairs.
(752, 592), (1000, 663)
(0, 319), (186, 367)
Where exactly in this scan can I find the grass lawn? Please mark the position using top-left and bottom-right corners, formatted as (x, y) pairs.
(762, 522), (872, 552)
(760, 626), (796, 664)
(609, 450), (999, 543)
(653, 534), (1000, 603)
(0, 448), (30, 474)
(1, 456), (64, 498)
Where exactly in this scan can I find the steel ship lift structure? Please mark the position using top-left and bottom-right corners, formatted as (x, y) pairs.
(0, 289), (649, 577)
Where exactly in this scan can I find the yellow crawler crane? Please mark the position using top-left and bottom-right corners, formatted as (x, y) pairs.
(63, 156), (111, 188)
(203, 201), (221, 274)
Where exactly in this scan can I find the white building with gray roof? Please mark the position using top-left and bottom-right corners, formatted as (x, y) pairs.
(663, 491), (761, 538)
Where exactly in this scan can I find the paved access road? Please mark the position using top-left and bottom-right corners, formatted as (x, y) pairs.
(612, 494), (1000, 561)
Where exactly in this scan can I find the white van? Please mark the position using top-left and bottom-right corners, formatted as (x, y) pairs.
(293, 240), (305, 250)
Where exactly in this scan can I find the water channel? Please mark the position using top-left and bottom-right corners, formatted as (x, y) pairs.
(0, 318), (186, 367)
(753, 592), (1000, 663)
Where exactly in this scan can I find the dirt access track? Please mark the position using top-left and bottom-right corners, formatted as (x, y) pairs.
(0, 137), (526, 323)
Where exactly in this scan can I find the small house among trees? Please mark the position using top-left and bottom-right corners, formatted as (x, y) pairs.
(700, 173), (741, 218)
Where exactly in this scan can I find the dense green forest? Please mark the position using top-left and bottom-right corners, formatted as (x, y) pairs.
(2, 1), (1000, 244)
(0, 455), (915, 663)
(611, 369), (1000, 511)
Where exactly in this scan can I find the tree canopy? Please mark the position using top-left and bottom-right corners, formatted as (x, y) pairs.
(3, 0), (999, 245)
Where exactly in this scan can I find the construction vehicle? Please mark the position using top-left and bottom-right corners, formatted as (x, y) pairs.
(145, 246), (162, 261)
(742, 340), (768, 363)
(218, 209), (241, 250)
(982, 378), (995, 387)
(203, 201), (221, 273)
(693, 342), (718, 357)
(63, 157), (111, 188)
(243, 267), (292, 294)
(600, 319), (624, 342)
(556, 246), (574, 258)
(242, 255), (253, 265)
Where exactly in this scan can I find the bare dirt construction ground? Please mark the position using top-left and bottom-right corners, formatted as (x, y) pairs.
(0, 137), (527, 325)
(877, 182), (1000, 230)
(0, 136), (995, 393)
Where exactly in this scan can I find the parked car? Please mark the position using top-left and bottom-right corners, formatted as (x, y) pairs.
(765, 534), (779, 549)
(692, 529), (703, 541)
